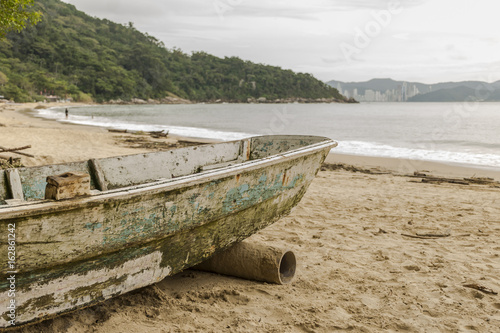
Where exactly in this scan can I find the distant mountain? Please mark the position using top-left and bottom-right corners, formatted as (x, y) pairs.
(408, 83), (500, 102)
(491, 80), (500, 89)
(484, 89), (500, 102)
(327, 78), (500, 102)
(408, 86), (476, 102)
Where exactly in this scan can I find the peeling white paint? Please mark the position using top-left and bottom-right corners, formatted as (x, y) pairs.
(0, 251), (171, 327)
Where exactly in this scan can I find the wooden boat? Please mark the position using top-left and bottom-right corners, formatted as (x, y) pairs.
(0, 135), (336, 328)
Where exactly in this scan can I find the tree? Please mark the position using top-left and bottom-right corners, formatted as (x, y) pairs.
(0, 71), (8, 85)
(0, 0), (42, 38)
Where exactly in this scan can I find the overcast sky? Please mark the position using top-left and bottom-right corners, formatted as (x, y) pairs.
(61, 0), (500, 84)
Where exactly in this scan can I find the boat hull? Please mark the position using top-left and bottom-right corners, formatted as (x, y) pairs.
(0, 136), (335, 328)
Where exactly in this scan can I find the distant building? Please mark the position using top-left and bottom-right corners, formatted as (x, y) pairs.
(401, 82), (408, 101)
(45, 95), (60, 102)
(365, 89), (376, 101)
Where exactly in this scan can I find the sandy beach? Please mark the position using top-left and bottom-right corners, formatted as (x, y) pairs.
(2, 103), (500, 332)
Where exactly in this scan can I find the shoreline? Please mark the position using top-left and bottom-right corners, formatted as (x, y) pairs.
(21, 106), (221, 145)
(1, 102), (499, 181)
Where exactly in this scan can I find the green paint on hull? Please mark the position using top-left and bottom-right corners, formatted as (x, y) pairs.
(222, 172), (304, 214)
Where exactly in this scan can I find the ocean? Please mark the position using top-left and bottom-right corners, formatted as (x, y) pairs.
(35, 102), (500, 170)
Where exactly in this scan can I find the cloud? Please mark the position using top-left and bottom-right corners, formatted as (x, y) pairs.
(63, 0), (171, 19)
(392, 33), (410, 40)
(321, 57), (347, 64)
(220, 5), (320, 21)
(319, 0), (428, 11)
(64, 0), (429, 22)
(61, 0), (500, 83)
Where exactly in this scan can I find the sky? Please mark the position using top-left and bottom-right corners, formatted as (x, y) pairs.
(61, 0), (500, 84)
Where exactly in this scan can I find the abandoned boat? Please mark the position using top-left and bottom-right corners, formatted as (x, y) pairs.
(0, 135), (337, 328)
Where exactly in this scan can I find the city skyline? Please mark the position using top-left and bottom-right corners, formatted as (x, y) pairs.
(329, 76), (500, 102)
(337, 81), (421, 102)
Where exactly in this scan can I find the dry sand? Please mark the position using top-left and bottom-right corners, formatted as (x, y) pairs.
(0, 103), (160, 166)
(2, 103), (500, 333)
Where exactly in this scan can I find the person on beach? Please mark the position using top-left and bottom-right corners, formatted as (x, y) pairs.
(65, 108), (68, 118)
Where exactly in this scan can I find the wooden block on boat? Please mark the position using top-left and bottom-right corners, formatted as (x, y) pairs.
(45, 172), (91, 200)
(6, 168), (24, 200)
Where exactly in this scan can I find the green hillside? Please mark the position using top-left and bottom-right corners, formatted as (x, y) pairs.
(0, 0), (344, 103)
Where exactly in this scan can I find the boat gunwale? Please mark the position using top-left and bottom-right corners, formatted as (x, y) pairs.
(0, 136), (337, 219)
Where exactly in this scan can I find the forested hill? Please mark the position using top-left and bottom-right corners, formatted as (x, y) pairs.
(0, 0), (344, 103)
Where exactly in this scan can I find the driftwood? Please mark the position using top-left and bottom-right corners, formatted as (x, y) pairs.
(7, 151), (35, 157)
(421, 177), (470, 185)
(321, 163), (390, 174)
(410, 172), (499, 186)
(149, 130), (169, 138)
(0, 145), (34, 158)
(0, 144), (31, 153)
(8, 150), (34, 158)
(108, 129), (169, 139)
(464, 177), (496, 185)
(401, 229), (472, 239)
(415, 231), (451, 238)
(401, 232), (451, 239)
(401, 233), (441, 240)
(463, 283), (498, 295)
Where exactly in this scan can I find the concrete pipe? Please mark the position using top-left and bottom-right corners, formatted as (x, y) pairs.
(193, 241), (296, 284)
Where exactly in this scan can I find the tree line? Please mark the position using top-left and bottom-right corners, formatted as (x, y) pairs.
(0, 0), (344, 103)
